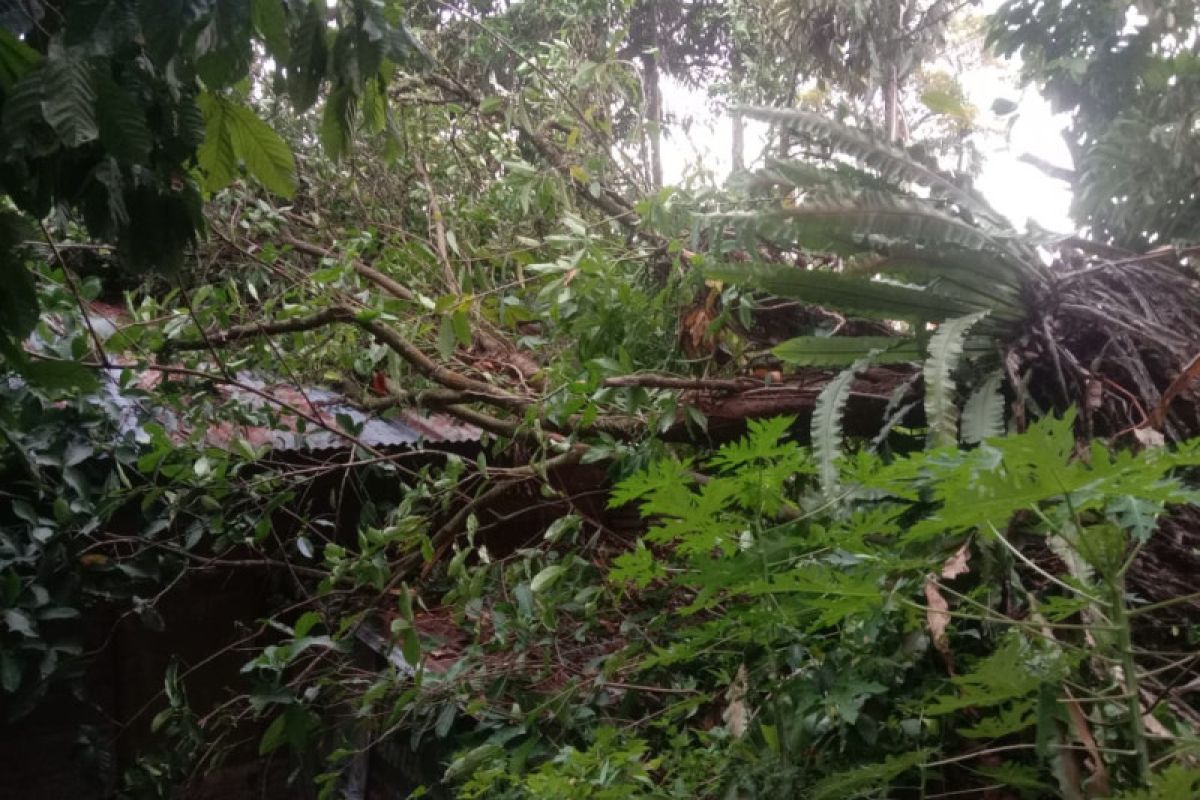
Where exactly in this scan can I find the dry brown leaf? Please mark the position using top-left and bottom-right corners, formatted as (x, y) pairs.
(1133, 426), (1166, 450)
(722, 663), (750, 738)
(1149, 350), (1200, 428)
(924, 578), (955, 674)
(1085, 377), (1103, 411)
(1064, 690), (1111, 798)
(940, 542), (971, 580)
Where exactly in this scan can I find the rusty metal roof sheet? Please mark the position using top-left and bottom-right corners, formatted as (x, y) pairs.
(211, 375), (482, 451)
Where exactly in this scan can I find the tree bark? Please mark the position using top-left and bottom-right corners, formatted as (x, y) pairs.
(639, 0), (663, 191)
(732, 111), (745, 173)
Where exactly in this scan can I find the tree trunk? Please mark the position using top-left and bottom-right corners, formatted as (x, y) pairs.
(732, 111), (745, 172)
(730, 48), (745, 172)
(884, 64), (899, 142)
(641, 51), (663, 190)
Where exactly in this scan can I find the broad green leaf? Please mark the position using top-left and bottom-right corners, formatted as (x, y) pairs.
(251, 0), (290, 61)
(197, 92), (239, 191)
(198, 92), (296, 197)
(288, 0), (327, 112)
(225, 101), (296, 197)
(195, 0), (253, 88)
(530, 564), (567, 593)
(259, 711), (288, 754)
(319, 85), (355, 161)
(96, 77), (152, 164)
(42, 56), (98, 147)
(0, 27), (41, 91)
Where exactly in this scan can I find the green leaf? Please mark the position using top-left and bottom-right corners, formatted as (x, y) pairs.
(293, 611), (321, 639)
(437, 315), (457, 359)
(451, 309), (471, 347)
(3, 609), (36, 638)
(42, 56), (98, 147)
(811, 749), (931, 800)
(0, 27), (41, 91)
(812, 358), (870, 495)
(0, 212), (37, 343)
(924, 310), (990, 448)
(708, 262), (982, 321)
(737, 106), (997, 222)
(197, 92), (238, 191)
(0, 651), (21, 693)
(198, 92), (296, 197)
(225, 101), (296, 197)
(319, 85), (355, 161)
(251, 0), (290, 61)
(531, 564), (567, 593)
(774, 335), (919, 366)
(288, 0), (328, 113)
(13, 356), (100, 391)
(920, 87), (973, 121)
(96, 77), (152, 164)
(960, 369), (1005, 445)
(259, 711), (288, 755)
(195, 0), (253, 88)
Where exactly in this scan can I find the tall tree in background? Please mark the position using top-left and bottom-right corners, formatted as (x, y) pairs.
(989, 0), (1200, 246)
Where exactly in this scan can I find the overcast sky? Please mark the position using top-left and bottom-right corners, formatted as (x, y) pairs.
(659, 36), (1076, 235)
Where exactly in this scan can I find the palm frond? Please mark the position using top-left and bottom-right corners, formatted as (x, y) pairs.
(738, 106), (997, 221)
(707, 262), (987, 321)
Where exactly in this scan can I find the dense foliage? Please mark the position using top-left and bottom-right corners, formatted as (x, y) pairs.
(4, 1), (1200, 798)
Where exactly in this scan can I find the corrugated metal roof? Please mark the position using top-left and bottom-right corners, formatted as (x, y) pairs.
(211, 375), (482, 451)
(29, 303), (482, 454)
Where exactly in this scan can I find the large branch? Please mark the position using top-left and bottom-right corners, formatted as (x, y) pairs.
(161, 304), (919, 444)
(422, 73), (656, 241)
(162, 307), (356, 352)
(281, 235), (417, 303)
(353, 315), (530, 412)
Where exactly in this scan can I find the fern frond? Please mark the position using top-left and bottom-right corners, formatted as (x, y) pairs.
(707, 262), (985, 321)
(813, 357), (870, 495)
(960, 370), (1007, 445)
(924, 311), (991, 448)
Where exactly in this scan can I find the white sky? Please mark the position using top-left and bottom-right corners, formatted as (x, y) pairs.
(659, 47), (1076, 235)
